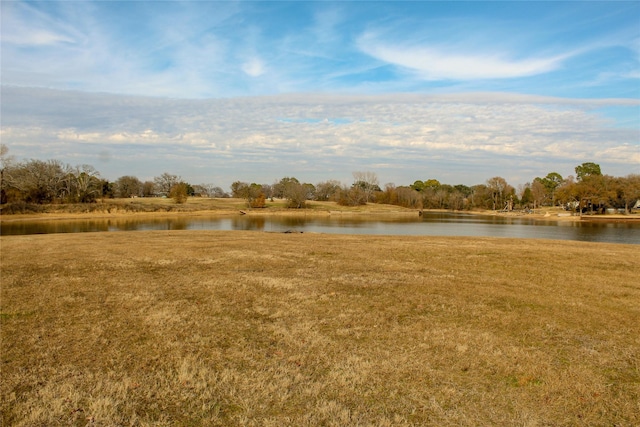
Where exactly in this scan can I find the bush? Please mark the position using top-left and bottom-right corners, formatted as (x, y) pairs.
(169, 183), (189, 204)
(250, 193), (266, 208)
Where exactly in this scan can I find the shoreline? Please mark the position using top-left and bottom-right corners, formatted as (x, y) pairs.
(479, 209), (640, 223)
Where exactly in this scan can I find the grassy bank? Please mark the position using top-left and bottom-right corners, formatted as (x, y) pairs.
(0, 198), (420, 222)
(1, 231), (639, 426)
(0, 197), (422, 216)
(2, 198), (638, 224)
(0, 197), (252, 217)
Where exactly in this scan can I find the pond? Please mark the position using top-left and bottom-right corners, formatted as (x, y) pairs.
(1, 212), (638, 244)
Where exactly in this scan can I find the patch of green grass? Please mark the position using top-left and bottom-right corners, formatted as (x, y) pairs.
(0, 310), (35, 321)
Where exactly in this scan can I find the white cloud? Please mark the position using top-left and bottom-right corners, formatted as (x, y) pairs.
(2, 2), (638, 101)
(0, 2), (243, 98)
(624, 70), (640, 79)
(1, 2), (83, 46)
(241, 58), (266, 77)
(1, 87), (638, 186)
(356, 33), (572, 80)
(6, 29), (75, 46)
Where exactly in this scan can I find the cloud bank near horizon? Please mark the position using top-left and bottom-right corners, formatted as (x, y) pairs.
(2, 87), (638, 189)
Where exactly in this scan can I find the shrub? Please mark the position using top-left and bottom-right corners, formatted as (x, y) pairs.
(336, 187), (367, 206)
(250, 193), (266, 208)
(169, 183), (189, 204)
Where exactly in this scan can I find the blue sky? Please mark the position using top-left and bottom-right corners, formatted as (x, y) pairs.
(1, 1), (639, 189)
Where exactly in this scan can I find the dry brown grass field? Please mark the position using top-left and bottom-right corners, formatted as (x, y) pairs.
(0, 198), (421, 220)
(1, 230), (639, 426)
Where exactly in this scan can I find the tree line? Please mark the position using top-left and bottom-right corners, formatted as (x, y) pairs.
(1, 145), (638, 214)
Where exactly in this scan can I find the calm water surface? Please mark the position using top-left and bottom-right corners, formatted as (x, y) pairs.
(1, 212), (638, 244)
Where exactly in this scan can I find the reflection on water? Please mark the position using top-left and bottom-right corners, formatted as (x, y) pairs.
(1, 212), (638, 244)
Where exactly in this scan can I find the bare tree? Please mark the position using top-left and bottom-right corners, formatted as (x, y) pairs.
(210, 186), (229, 198)
(337, 184), (367, 206)
(115, 176), (142, 198)
(530, 180), (546, 208)
(618, 174), (640, 214)
(272, 177), (299, 199)
(231, 181), (249, 198)
(314, 180), (341, 201)
(141, 181), (155, 197)
(0, 144), (15, 203)
(191, 184), (210, 197)
(72, 164), (101, 203)
(258, 184), (272, 200)
(394, 186), (421, 208)
(486, 176), (509, 210)
(283, 180), (309, 209)
(8, 159), (67, 203)
(154, 173), (180, 196)
(352, 171), (379, 203)
(449, 190), (465, 210)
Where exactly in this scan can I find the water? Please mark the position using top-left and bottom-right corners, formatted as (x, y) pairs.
(1, 212), (638, 244)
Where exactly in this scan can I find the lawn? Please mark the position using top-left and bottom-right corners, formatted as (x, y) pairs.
(1, 231), (639, 426)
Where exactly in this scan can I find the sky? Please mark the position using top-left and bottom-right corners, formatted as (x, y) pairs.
(1, 1), (639, 190)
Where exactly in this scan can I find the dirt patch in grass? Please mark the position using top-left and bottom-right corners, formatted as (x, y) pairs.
(1, 231), (639, 426)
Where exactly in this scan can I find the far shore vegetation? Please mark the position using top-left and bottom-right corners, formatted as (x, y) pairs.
(2, 231), (639, 425)
(1, 144), (639, 217)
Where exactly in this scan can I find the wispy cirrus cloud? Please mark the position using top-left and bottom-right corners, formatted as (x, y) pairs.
(1, 1), (243, 97)
(0, 2), (82, 46)
(356, 31), (576, 81)
(2, 1), (638, 98)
